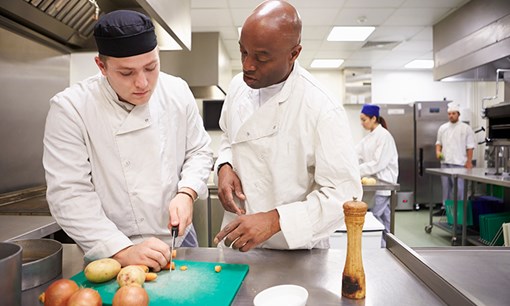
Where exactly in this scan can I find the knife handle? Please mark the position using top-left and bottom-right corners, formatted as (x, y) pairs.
(171, 225), (178, 238)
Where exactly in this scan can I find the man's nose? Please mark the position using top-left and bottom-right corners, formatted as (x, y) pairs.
(134, 71), (148, 88)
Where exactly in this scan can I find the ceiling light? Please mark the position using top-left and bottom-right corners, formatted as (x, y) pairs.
(404, 60), (434, 69)
(327, 26), (375, 42)
(310, 59), (344, 68)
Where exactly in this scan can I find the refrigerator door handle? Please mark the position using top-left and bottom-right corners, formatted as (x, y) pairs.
(418, 148), (423, 176)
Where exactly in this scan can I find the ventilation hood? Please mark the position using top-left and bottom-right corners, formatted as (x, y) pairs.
(0, 0), (191, 53)
(159, 32), (230, 99)
(433, 0), (510, 81)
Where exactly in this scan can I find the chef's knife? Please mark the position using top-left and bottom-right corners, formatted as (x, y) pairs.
(169, 225), (178, 272)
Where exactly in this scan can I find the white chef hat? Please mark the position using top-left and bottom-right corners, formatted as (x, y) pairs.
(447, 102), (460, 113)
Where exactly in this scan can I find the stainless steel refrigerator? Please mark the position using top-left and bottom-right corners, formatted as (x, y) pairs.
(379, 101), (448, 210)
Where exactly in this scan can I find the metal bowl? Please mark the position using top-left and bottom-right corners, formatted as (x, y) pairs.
(13, 238), (63, 291)
(0, 242), (22, 306)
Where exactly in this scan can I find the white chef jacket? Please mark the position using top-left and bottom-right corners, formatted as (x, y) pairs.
(43, 72), (213, 261)
(356, 124), (399, 196)
(436, 121), (475, 166)
(215, 62), (362, 249)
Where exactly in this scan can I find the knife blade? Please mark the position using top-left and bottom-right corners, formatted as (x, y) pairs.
(169, 225), (178, 272)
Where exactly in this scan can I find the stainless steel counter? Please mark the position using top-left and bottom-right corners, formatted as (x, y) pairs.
(59, 235), (510, 305)
(0, 215), (60, 241)
(61, 242), (443, 305)
(362, 178), (400, 234)
(426, 167), (510, 246)
(416, 247), (510, 306)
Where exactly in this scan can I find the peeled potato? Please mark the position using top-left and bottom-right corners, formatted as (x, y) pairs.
(85, 258), (121, 283)
(117, 265), (146, 287)
(361, 177), (377, 185)
(366, 178), (377, 185)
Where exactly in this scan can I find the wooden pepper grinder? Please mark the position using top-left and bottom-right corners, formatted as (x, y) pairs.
(342, 197), (368, 299)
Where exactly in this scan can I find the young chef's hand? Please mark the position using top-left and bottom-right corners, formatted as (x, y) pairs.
(217, 164), (246, 215)
(112, 237), (171, 272)
(168, 189), (195, 236)
(213, 210), (281, 252)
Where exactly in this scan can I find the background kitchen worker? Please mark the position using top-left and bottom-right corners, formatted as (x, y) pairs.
(435, 102), (475, 214)
(43, 10), (213, 270)
(213, 0), (362, 252)
(356, 104), (398, 247)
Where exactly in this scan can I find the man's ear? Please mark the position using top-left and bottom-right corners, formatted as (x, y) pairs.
(94, 56), (107, 75)
(291, 44), (302, 61)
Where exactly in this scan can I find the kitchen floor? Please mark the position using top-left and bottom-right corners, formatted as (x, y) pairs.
(394, 209), (453, 247)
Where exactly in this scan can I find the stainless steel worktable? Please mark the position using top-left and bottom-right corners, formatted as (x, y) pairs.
(425, 167), (467, 244)
(0, 215), (60, 241)
(456, 168), (510, 245)
(59, 235), (509, 305)
(426, 167), (510, 245)
(416, 247), (510, 306)
(61, 239), (447, 305)
(362, 178), (400, 234)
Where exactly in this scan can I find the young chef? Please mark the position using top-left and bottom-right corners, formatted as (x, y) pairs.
(213, 0), (362, 251)
(435, 102), (475, 214)
(42, 10), (213, 270)
(356, 104), (399, 247)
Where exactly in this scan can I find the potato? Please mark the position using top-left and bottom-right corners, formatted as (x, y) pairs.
(361, 177), (376, 185)
(85, 258), (121, 283)
(366, 178), (377, 185)
(117, 265), (146, 287)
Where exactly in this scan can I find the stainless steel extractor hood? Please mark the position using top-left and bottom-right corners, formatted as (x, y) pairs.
(433, 0), (510, 81)
(0, 0), (101, 53)
(0, 0), (191, 53)
(160, 32), (230, 99)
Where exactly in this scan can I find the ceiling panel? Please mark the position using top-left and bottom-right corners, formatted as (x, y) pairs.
(333, 8), (395, 26)
(189, 0), (472, 70)
(383, 8), (453, 26)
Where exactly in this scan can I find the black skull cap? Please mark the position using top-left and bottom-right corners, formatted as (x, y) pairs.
(94, 10), (157, 57)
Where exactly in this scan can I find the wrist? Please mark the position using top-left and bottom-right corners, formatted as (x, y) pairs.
(217, 162), (232, 175)
(177, 189), (197, 202)
(269, 209), (281, 233)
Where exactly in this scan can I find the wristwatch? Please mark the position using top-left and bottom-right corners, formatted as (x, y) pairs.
(217, 162), (232, 174)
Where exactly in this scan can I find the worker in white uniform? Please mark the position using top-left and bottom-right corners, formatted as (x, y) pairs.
(43, 10), (213, 269)
(435, 102), (475, 213)
(213, 0), (362, 252)
(356, 104), (398, 247)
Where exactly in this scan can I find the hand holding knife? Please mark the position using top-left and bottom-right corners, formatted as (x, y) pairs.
(169, 225), (178, 272)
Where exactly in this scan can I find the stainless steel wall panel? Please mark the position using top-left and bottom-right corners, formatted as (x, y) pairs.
(0, 26), (69, 193)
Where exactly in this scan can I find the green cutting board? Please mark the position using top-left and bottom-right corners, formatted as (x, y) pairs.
(71, 260), (249, 306)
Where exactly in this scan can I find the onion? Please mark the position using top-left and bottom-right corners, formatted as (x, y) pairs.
(66, 288), (102, 306)
(43, 278), (79, 306)
(112, 286), (150, 306)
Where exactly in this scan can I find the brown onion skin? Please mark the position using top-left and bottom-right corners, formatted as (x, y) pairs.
(43, 279), (79, 306)
(112, 286), (150, 306)
(66, 288), (102, 306)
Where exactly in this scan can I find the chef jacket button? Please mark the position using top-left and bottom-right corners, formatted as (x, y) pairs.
(145, 119), (149, 123)
(246, 132), (250, 136)
(125, 161), (130, 166)
(273, 125), (276, 129)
